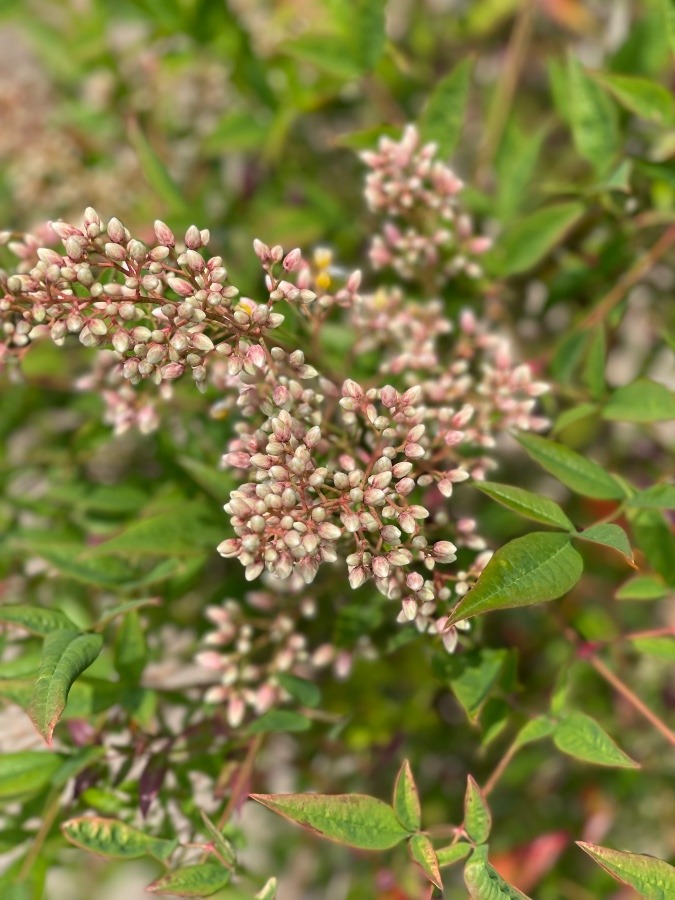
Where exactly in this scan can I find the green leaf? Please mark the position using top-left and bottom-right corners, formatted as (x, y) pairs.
(89, 508), (220, 558)
(591, 71), (674, 125)
(495, 120), (546, 222)
(433, 649), (508, 719)
(245, 710), (311, 734)
(408, 834), (443, 890)
(29, 630), (103, 744)
(628, 508), (675, 585)
(516, 433), (626, 500)
(480, 698), (510, 748)
(566, 53), (618, 175)
(436, 842), (471, 868)
(513, 716), (556, 749)
(627, 483), (675, 509)
(61, 816), (177, 861)
(146, 864), (231, 897)
(199, 811), (236, 868)
(554, 712), (639, 768)
(177, 458), (235, 504)
(603, 379), (675, 423)
(94, 597), (162, 630)
(283, 35), (363, 79)
(0, 751), (63, 798)
(631, 637), (675, 660)
(489, 201), (584, 276)
(447, 532), (583, 626)
(0, 605), (76, 636)
(342, 0), (386, 71)
(553, 403), (599, 435)
(464, 844), (532, 899)
(577, 842), (675, 898)
(276, 673), (321, 709)
(393, 759), (421, 832)
(114, 611), (147, 682)
(661, 0), (675, 54)
(574, 523), (635, 566)
(464, 776), (491, 844)
(473, 482), (574, 530)
(419, 58), (473, 158)
(615, 574), (668, 601)
(582, 327), (606, 401)
(16, 544), (135, 588)
(249, 793), (410, 850)
(127, 120), (188, 216)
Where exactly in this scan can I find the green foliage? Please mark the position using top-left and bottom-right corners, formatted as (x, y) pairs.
(61, 817), (178, 861)
(463, 844), (532, 899)
(146, 864), (232, 897)
(577, 842), (675, 897)
(553, 712), (639, 769)
(29, 630), (103, 743)
(419, 59), (473, 158)
(447, 532), (584, 624)
(392, 759), (421, 832)
(473, 482), (574, 530)
(249, 793), (411, 850)
(463, 776), (491, 844)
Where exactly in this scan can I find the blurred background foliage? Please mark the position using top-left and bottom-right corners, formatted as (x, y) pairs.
(0, 1), (674, 898)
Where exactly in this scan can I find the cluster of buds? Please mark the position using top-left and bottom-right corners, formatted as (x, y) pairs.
(0, 211), (309, 391)
(218, 375), (496, 647)
(195, 594), (367, 727)
(361, 125), (491, 281)
(0, 128), (550, 663)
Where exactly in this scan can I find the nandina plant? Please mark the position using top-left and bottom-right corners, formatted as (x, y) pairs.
(0, 1), (674, 898)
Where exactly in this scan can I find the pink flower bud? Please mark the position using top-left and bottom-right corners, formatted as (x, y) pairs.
(402, 598), (418, 621)
(381, 385), (399, 408)
(168, 277), (194, 297)
(372, 556), (390, 578)
(190, 333), (215, 352)
(346, 269), (362, 292)
(154, 220), (175, 247)
(432, 541), (457, 563)
(318, 522), (342, 541)
(283, 247), (302, 271)
(107, 217), (126, 244)
(404, 443), (424, 459)
(246, 344), (266, 368)
(342, 379), (363, 399)
(184, 225), (201, 249)
(161, 362), (185, 380)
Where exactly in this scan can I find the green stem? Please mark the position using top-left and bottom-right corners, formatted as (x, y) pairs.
(18, 788), (62, 882)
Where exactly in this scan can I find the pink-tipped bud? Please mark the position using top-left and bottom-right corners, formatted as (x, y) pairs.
(282, 248), (302, 271)
(154, 220), (175, 247)
(184, 225), (201, 250)
(107, 217), (126, 244)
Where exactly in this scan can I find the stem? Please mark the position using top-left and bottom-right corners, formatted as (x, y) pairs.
(474, 0), (537, 188)
(482, 738), (520, 798)
(578, 224), (675, 331)
(620, 626), (675, 641)
(587, 653), (675, 747)
(18, 789), (62, 881)
(217, 733), (263, 829)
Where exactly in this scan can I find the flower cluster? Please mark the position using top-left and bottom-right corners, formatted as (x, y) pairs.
(361, 125), (492, 282)
(0, 127), (550, 666)
(195, 591), (373, 727)
(0, 212), (313, 391)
